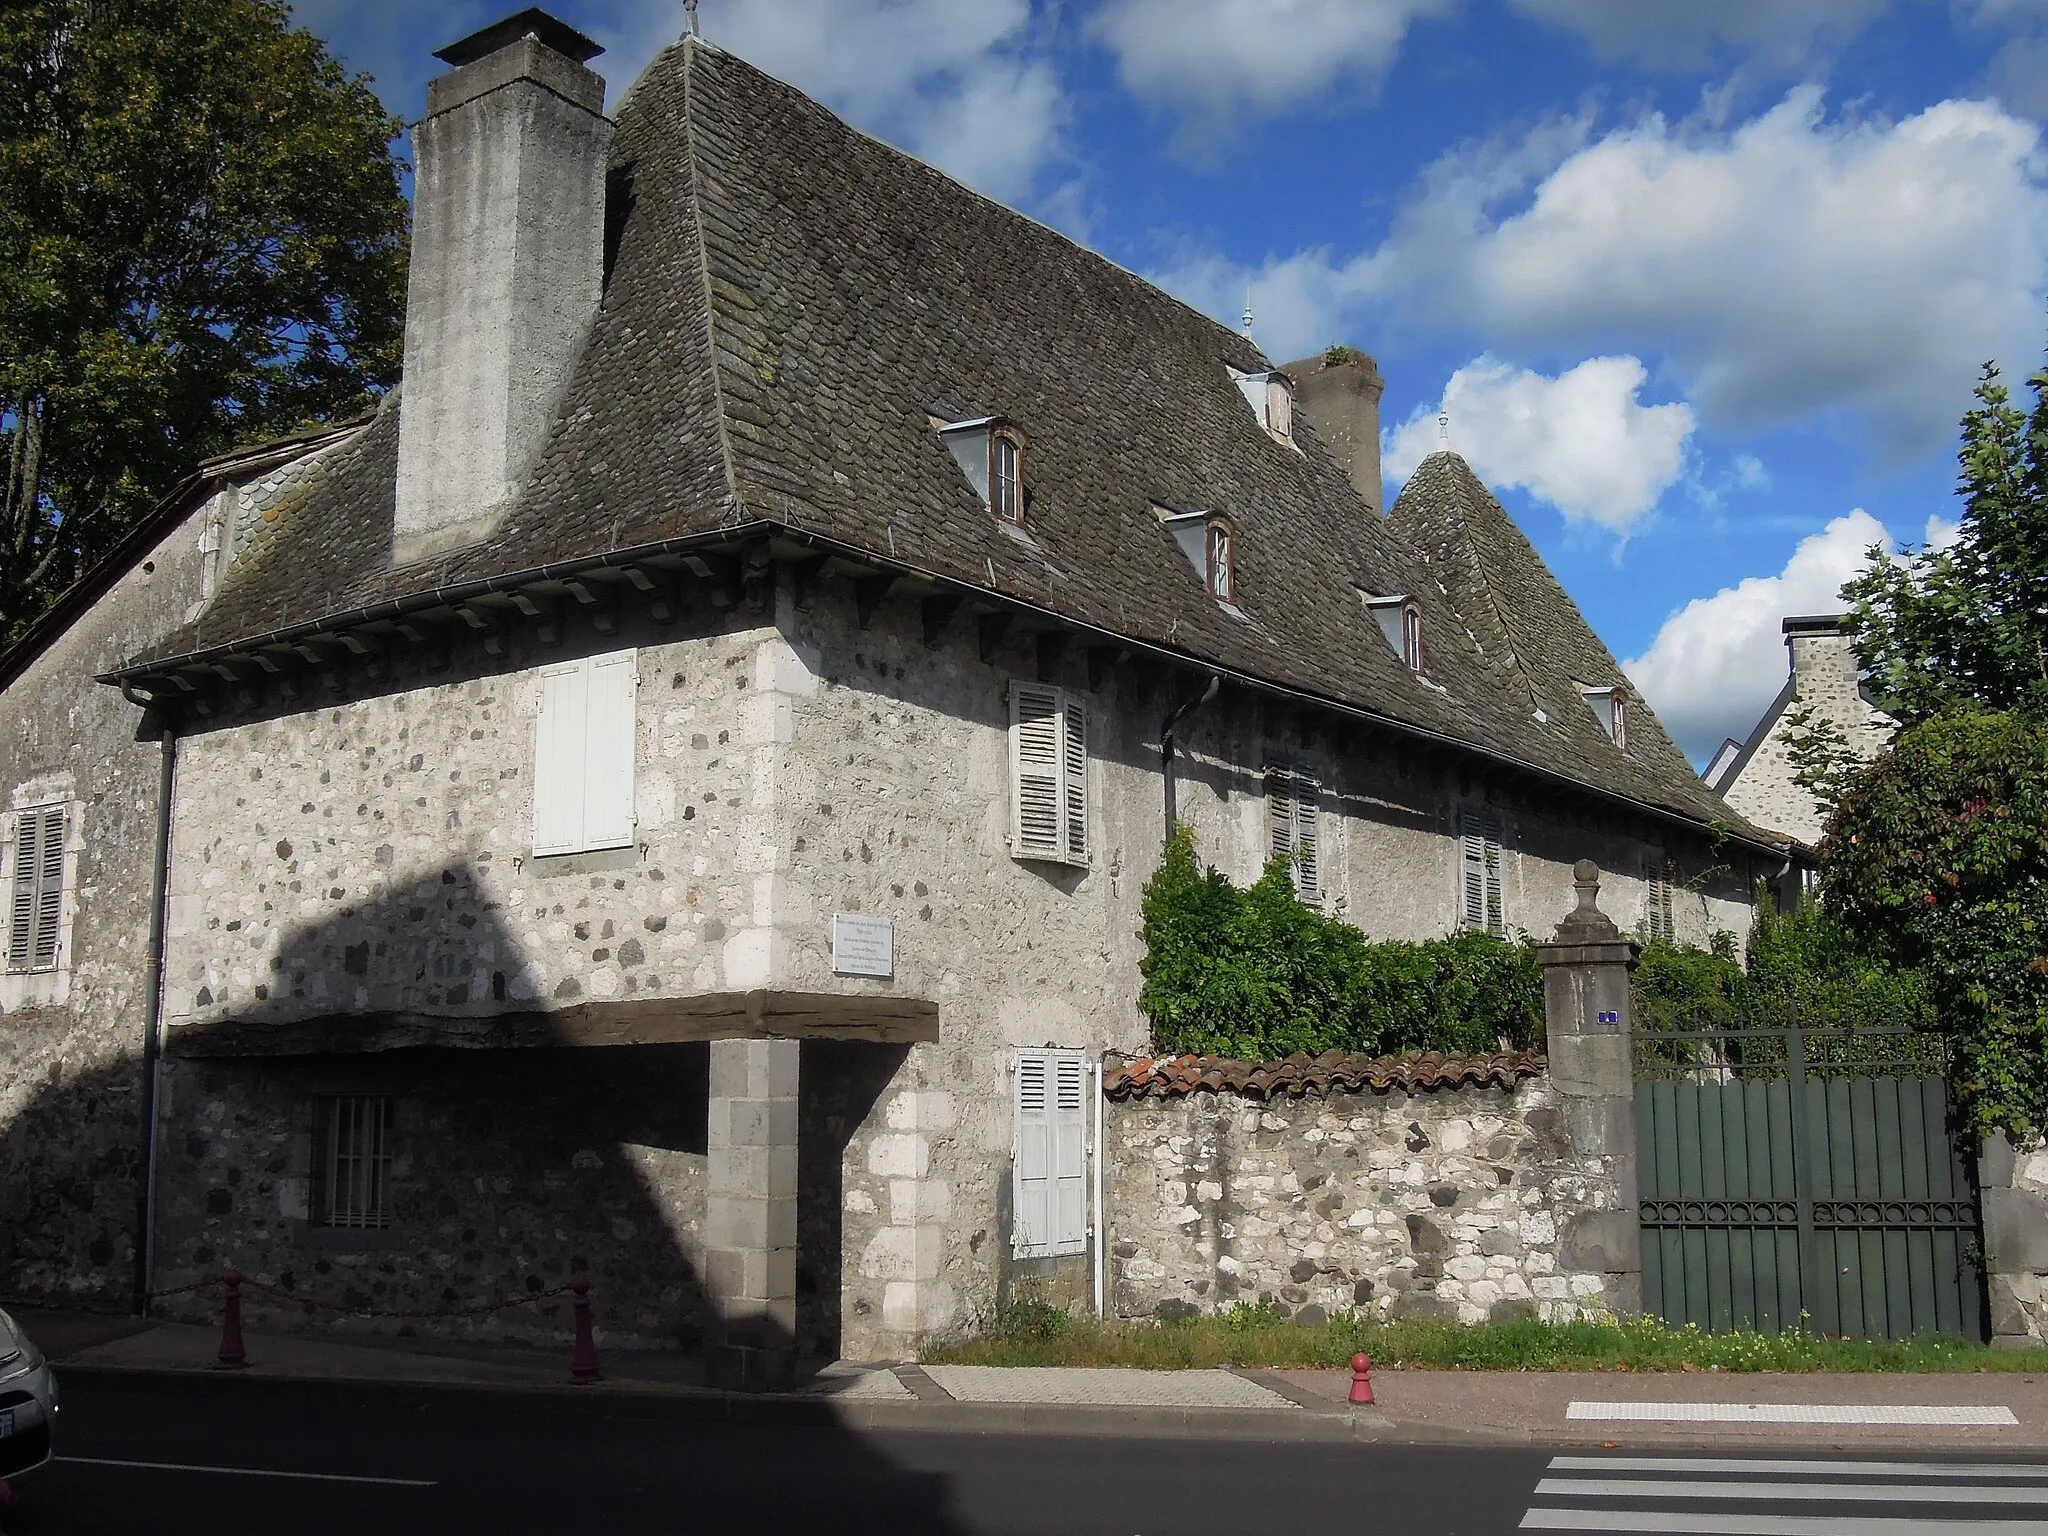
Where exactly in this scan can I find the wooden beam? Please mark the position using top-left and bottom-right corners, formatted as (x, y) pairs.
(854, 573), (895, 630)
(921, 594), (962, 649)
(165, 991), (942, 1057)
(977, 611), (1011, 665)
(1035, 630), (1069, 684)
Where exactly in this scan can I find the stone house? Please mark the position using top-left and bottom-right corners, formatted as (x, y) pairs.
(0, 11), (1787, 1381)
(1705, 615), (1894, 848)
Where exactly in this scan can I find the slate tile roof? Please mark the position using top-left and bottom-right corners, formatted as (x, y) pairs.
(106, 37), (1774, 850)
(1103, 1048), (1548, 1101)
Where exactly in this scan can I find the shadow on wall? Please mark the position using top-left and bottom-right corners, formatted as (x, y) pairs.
(0, 857), (900, 1370)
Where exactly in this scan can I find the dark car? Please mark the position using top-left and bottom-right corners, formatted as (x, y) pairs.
(0, 1308), (57, 1484)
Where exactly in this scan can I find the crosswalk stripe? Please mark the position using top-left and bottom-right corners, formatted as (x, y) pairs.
(1521, 1512), (2048, 1535)
(1566, 1402), (2018, 1425)
(1549, 1457), (2048, 1480)
(1536, 1477), (2048, 1505)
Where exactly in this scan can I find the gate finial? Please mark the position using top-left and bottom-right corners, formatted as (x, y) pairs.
(1553, 859), (1623, 942)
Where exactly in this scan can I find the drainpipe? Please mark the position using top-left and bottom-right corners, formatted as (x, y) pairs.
(1158, 675), (1220, 839)
(1092, 1057), (1106, 1319)
(124, 686), (176, 1317)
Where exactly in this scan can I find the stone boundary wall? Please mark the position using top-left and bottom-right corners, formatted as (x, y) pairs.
(1106, 1061), (1628, 1325)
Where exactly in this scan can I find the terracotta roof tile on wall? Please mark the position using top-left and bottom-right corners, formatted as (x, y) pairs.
(1103, 1047), (1548, 1101)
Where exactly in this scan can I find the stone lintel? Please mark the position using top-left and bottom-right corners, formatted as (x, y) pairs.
(1536, 941), (1641, 971)
(165, 990), (940, 1057)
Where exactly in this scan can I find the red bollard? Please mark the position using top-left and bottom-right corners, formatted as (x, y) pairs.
(569, 1277), (603, 1385)
(1348, 1351), (1375, 1405)
(216, 1269), (249, 1370)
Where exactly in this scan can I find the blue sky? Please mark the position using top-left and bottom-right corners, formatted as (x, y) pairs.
(290, 0), (2048, 762)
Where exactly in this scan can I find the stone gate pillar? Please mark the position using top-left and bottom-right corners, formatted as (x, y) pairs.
(706, 1036), (800, 1391)
(1536, 860), (1644, 1317)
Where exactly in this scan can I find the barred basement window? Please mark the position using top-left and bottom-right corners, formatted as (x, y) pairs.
(1460, 811), (1505, 937)
(7, 805), (66, 973)
(1266, 767), (1320, 905)
(318, 1096), (392, 1229)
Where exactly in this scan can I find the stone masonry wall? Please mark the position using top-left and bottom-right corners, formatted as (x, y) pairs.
(1107, 1073), (1626, 1325)
(1723, 622), (1893, 848)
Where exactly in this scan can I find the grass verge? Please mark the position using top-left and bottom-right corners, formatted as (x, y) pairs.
(923, 1301), (2048, 1372)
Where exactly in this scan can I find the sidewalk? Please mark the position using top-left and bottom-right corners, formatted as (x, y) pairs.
(22, 1306), (2048, 1449)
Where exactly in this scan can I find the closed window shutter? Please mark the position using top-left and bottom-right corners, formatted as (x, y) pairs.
(1063, 698), (1089, 862)
(1267, 770), (1320, 904)
(1012, 1051), (1052, 1257)
(9, 811), (41, 970)
(1010, 683), (1065, 860)
(1647, 861), (1675, 941)
(1461, 812), (1504, 936)
(532, 661), (589, 855)
(583, 652), (638, 850)
(32, 806), (63, 969)
(1051, 1054), (1089, 1254)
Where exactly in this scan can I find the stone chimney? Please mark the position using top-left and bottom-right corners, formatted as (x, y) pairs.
(393, 9), (614, 566)
(1783, 614), (1860, 694)
(1281, 348), (1386, 515)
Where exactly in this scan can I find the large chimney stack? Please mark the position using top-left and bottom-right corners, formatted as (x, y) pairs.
(393, 9), (614, 566)
(1281, 348), (1386, 515)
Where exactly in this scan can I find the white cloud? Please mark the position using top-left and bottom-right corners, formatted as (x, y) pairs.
(1624, 509), (1891, 759)
(1926, 512), (1965, 549)
(1383, 355), (1695, 532)
(1087, 0), (1452, 137)
(603, 0), (1067, 201)
(1506, 0), (1889, 68)
(1157, 89), (2048, 452)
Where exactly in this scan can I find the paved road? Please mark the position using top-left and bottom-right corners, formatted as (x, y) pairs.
(14, 1375), (2048, 1534)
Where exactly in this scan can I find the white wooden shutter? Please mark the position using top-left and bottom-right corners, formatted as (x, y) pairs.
(532, 660), (589, 856)
(8, 810), (41, 970)
(1013, 1048), (1089, 1259)
(1460, 811), (1503, 936)
(583, 651), (638, 851)
(1012, 1051), (1052, 1257)
(1062, 697), (1089, 863)
(31, 806), (63, 969)
(1267, 770), (1320, 904)
(1010, 682), (1065, 861)
(1050, 1053), (1089, 1254)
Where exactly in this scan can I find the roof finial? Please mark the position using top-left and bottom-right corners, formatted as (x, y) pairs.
(685, 0), (701, 38)
(1437, 410), (1451, 450)
(1242, 285), (1254, 341)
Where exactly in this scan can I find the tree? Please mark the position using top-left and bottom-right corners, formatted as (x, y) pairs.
(1842, 357), (2048, 726)
(0, 0), (407, 644)
(1823, 709), (2048, 1138)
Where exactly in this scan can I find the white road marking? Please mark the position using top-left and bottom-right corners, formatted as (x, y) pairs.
(56, 1455), (434, 1487)
(1550, 1457), (2048, 1480)
(1522, 1513), (2048, 1535)
(1537, 1478), (2048, 1505)
(1566, 1402), (2018, 1425)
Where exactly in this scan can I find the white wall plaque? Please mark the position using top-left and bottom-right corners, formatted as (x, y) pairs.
(832, 913), (895, 978)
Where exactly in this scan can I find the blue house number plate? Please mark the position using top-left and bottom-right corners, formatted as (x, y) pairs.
(1596, 1010), (1619, 1026)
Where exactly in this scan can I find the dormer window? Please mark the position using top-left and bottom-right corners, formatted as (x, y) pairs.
(991, 427), (1024, 524)
(1363, 593), (1424, 673)
(1581, 684), (1629, 749)
(937, 415), (1027, 525)
(1229, 367), (1297, 449)
(1205, 517), (1235, 602)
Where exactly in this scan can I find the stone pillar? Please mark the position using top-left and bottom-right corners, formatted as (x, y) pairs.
(705, 1037), (799, 1391)
(1978, 1132), (2048, 1346)
(1536, 860), (1644, 1317)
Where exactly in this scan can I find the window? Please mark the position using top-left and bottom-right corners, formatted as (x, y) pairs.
(1008, 682), (1089, 865)
(1012, 1048), (1089, 1259)
(1205, 518), (1235, 603)
(7, 805), (66, 973)
(1230, 367), (1296, 448)
(1266, 768), (1320, 905)
(318, 1096), (392, 1229)
(1580, 684), (1629, 750)
(990, 429), (1024, 524)
(1460, 811), (1505, 937)
(937, 416), (1027, 526)
(533, 650), (638, 856)
(1645, 860), (1676, 942)
(1363, 593), (1424, 673)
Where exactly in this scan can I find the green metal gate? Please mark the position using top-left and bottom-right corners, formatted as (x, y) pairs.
(1635, 1025), (1985, 1340)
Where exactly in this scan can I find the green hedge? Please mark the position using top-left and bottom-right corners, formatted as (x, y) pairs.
(1137, 828), (1544, 1060)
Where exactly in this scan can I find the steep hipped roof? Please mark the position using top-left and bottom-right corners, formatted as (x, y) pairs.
(104, 39), (1777, 853)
